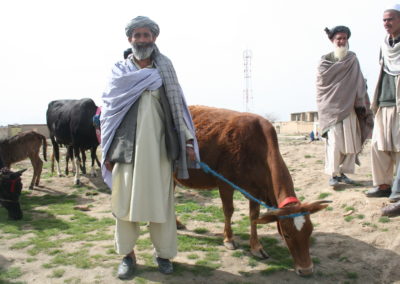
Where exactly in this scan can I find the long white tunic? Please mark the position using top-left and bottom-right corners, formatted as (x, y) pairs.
(111, 87), (174, 223)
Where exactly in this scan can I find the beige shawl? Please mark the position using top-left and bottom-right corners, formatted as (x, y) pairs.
(316, 51), (373, 143)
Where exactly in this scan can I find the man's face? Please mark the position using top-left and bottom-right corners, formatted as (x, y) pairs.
(383, 10), (400, 37)
(331, 32), (348, 47)
(128, 27), (157, 60)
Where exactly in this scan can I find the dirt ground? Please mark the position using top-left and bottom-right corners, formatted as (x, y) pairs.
(1, 136), (400, 284)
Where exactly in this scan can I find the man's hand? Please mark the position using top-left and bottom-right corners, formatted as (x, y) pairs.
(186, 146), (196, 161)
(104, 159), (114, 171)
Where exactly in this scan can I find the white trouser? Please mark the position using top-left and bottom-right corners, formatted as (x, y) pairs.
(115, 215), (177, 259)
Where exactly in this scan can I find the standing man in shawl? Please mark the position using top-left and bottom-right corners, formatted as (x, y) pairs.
(316, 26), (373, 188)
(366, 5), (400, 201)
(100, 16), (199, 279)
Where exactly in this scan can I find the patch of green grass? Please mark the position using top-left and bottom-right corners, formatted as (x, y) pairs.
(344, 216), (355, 222)
(50, 268), (65, 278)
(248, 258), (258, 268)
(318, 192), (331, 199)
(197, 190), (220, 198)
(294, 187), (302, 192)
(43, 249), (93, 269)
(325, 206), (333, 211)
(187, 253), (200, 260)
(315, 160), (323, 164)
(379, 216), (390, 223)
(312, 257), (321, 264)
(178, 234), (223, 252)
(357, 214), (365, 219)
(204, 251), (220, 262)
(261, 264), (286, 275)
(298, 196), (305, 202)
(136, 238), (152, 251)
(304, 154), (313, 158)
(193, 228), (209, 234)
(345, 206), (355, 211)
(233, 191), (246, 201)
(0, 266), (23, 280)
(232, 251), (245, 258)
(346, 271), (358, 279)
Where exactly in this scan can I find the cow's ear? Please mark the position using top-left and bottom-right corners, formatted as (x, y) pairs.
(253, 213), (278, 224)
(302, 200), (331, 214)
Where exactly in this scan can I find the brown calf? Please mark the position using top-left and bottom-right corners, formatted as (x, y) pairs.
(176, 106), (328, 276)
(0, 131), (47, 189)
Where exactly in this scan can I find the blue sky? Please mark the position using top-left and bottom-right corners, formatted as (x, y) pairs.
(0, 0), (393, 124)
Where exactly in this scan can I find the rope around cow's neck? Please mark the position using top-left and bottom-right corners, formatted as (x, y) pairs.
(196, 160), (309, 219)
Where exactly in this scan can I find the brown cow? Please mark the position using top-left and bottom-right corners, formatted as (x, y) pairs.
(176, 106), (328, 276)
(0, 131), (47, 189)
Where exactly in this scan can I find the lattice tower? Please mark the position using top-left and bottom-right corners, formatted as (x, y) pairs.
(243, 49), (253, 112)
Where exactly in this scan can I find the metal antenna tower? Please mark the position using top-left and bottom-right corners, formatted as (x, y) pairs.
(243, 49), (253, 112)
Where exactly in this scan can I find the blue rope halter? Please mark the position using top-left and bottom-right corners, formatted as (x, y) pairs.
(197, 161), (309, 219)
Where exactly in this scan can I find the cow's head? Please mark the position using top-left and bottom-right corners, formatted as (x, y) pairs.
(253, 200), (330, 276)
(0, 168), (26, 220)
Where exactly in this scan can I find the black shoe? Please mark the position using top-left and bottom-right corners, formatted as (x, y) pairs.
(381, 201), (400, 217)
(339, 173), (355, 184)
(117, 255), (136, 279)
(365, 187), (391, 198)
(155, 257), (173, 274)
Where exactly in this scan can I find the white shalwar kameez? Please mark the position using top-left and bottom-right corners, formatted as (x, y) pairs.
(371, 106), (400, 186)
(325, 110), (362, 176)
(111, 87), (177, 259)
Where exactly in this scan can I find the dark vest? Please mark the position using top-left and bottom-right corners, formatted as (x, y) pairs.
(107, 86), (179, 164)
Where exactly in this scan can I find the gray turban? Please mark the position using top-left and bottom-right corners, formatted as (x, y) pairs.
(324, 26), (351, 40)
(125, 16), (160, 38)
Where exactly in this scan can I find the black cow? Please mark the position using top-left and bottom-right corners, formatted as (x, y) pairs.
(0, 168), (26, 220)
(46, 98), (99, 185)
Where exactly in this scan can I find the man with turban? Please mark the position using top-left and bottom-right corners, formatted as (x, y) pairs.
(100, 16), (199, 279)
(316, 25), (373, 188)
(369, 4), (400, 217)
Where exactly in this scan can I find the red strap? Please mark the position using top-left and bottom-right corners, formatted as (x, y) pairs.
(278, 196), (300, 208)
(9, 179), (18, 193)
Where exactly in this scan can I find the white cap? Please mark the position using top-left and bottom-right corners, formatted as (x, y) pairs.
(385, 3), (400, 12)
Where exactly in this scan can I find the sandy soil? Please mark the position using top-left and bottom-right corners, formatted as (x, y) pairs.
(1, 137), (400, 284)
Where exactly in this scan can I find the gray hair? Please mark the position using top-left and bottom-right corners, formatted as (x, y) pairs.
(125, 16), (160, 38)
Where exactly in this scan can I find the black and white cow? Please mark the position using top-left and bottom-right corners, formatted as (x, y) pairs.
(0, 168), (26, 220)
(46, 98), (99, 185)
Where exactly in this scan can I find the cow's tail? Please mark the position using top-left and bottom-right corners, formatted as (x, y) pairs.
(41, 134), (47, 162)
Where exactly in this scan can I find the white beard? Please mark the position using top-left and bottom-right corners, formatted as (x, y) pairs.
(132, 43), (155, 60)
(333, 43), (349, 61)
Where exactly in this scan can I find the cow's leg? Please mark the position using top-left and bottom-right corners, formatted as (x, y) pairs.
(51, 138), (62, 177)
(89, 147), (97, 177)
(66, 146), (74, 175)
(80, 149), (87, 175)
(73, 147), (81, 185)
(35, 157), (43, 187)
(249, 200), (269, 259)
(28, 156), (37, 190)
(218, 185), (237, 250)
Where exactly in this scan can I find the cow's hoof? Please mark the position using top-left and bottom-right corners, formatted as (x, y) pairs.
(29, 185), (34, 190)
(251, 248), (269, 259)
(75, 179), (81, 186)
(223, 240), (237, 250)
(176, 221), (186, 230)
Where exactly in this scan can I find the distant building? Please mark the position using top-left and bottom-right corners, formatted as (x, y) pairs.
(274, 111), (319, 135)
(0, 124), (49, 139)
(290, 111), (318, 122)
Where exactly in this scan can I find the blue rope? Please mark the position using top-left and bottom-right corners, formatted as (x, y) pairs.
(197, 161), (309, 219)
